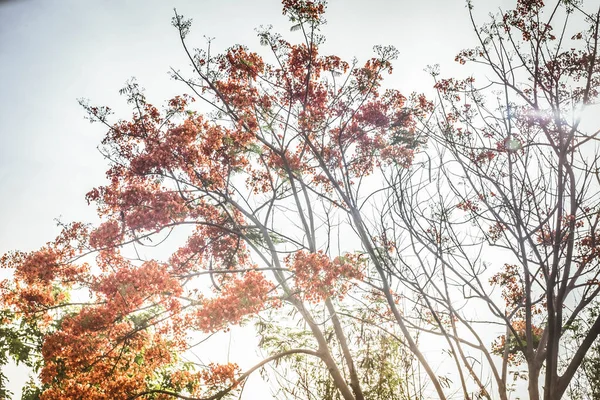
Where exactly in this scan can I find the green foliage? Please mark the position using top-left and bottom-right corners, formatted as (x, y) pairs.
(0, 310), (44, 399)
(565, 303), (600, 399)
(257, 304), (423, 400)
(20, 379), (41, 400)
(576, 305), (600, 399)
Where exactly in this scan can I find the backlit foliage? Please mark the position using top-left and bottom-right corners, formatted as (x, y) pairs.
(2, 0), (600, 399)
(0, 1), (427, 399)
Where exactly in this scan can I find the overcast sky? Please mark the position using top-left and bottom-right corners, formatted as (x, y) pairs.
(0, 0), (522, 397)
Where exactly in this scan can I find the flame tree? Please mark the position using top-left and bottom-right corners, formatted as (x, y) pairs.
(2, 0), (600, 399)
(1, 1), (432, 399)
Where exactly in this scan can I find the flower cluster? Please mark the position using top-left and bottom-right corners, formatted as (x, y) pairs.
(287, 250), (364, 302)
(491, 319), (544, 365)
(189, 270), (275, 332)
(489, 263), (523, 309)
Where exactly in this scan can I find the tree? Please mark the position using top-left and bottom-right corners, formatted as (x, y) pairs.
(2, 0), (600, 399)
(378, 0), (600, 399)
(1, 1), (429, 399)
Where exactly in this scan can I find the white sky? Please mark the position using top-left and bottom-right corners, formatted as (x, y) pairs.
(0, 0), (521, 397)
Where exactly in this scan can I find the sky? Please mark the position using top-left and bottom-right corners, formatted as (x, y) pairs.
(0, 0), (524, 397)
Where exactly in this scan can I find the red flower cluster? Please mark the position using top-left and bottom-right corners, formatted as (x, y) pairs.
(190, 270), (275, 332)
(287, 250), (364, 302)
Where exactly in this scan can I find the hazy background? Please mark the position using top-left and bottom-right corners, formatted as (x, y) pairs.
(0, 0), (517, 397)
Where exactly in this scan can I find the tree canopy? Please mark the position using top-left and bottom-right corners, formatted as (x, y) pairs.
(2, 0), (600, 399)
